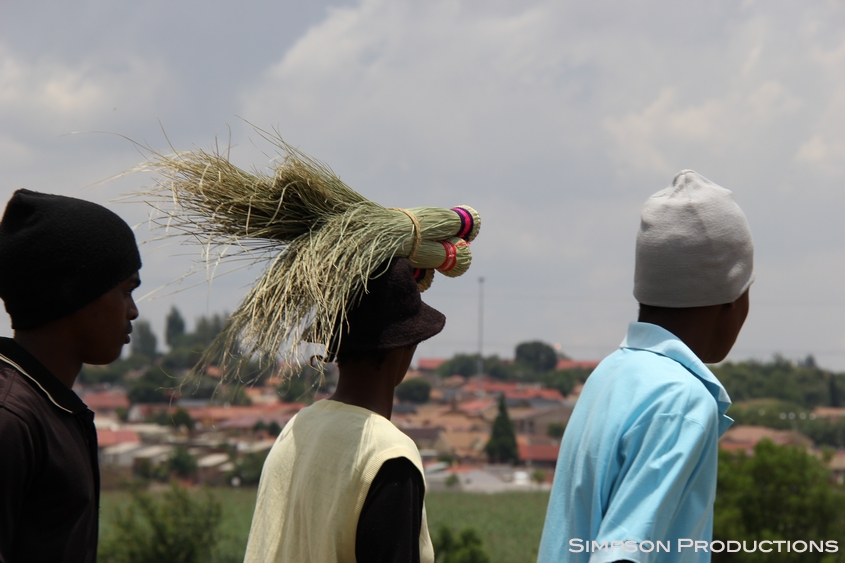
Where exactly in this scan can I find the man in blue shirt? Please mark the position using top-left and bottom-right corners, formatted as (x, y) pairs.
(538, 170), (754, 563)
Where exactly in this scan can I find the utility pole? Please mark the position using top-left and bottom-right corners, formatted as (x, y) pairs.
(477, 276), (484, 398)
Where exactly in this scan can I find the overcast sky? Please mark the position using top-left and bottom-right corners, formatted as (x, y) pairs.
(2, 1), (845, 370)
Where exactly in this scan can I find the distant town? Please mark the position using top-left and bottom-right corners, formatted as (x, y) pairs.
(82, 308), (845, 493)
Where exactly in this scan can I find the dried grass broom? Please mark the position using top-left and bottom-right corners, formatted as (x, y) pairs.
(136, 131), (481, 380)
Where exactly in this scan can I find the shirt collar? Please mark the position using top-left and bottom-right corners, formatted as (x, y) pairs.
(620, 322), (733, 436)
(0, 337), (89, 415)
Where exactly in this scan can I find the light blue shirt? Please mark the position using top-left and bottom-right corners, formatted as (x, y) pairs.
(538, 322), (733, 563)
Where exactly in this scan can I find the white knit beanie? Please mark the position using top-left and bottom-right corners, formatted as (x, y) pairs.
(634, 170), (754, 308)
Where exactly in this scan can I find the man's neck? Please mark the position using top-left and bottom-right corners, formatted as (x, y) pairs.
(330, 354), (410, 419)
(14, 329), (82, 389)
(637, 306), (721, 363)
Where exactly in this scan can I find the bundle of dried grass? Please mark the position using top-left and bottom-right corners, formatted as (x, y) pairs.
(138, 132), (480, 378)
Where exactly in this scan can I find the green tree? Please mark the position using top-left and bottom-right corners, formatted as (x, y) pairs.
(252, 420), (268, 432)
(78, 354), (151, 384)
(148, 408), (194, 430)
(193, 314), (226, 347)
(435, 354), (523, 380)
(170, 408), (194, 430)
(279, 376), (309, 402)
(165, 306), (186, 348)
(396, 378), (431, 403)
(484, 394), (519, 464)
(214, 385), (251, 406)
(98, 483), (222, 563)
(714, 439), (845, 562)
(433, 525), (491, 563)
(540, 369), (590, 396)
(128, 381), (168, 404)
(227, 451), (269, 486)
(725, 399), (808, 430)
(276, 362), (326, 403)
(547, 421), (566, 439)
(437, 354), (481, 377)
(127, 366), (174, 404)
(515, 341), (558, 373)
(712, 357), (842, 409)
(130, 319), (159, 360)
(167, 447), (198, 479)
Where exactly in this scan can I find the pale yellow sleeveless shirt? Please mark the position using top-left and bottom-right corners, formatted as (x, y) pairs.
(243, 400), (434, 563)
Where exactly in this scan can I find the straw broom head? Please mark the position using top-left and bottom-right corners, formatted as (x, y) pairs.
(137, 131), (480, 378)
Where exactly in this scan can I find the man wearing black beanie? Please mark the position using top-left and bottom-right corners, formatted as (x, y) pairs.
(0, 189), (142, 563)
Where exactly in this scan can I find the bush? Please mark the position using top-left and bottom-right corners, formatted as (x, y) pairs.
(98, 483), (222, 563)
(147, 408), (194, 430)
(433, 525), (491, 563)
(546, 422), (566, 439)
(396, 378), (432, 403)
(714, 439), (845, 562)
(226, 451), (269, 486)
(266, 421), (282, 436)
(167, 447), (198, 479)
(78, 355), (150, 385)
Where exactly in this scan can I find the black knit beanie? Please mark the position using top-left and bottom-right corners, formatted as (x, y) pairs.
(0, 189), (142, 329)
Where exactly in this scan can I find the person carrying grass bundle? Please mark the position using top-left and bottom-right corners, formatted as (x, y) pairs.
(135, 133), (480, 562)
(0, 189), (142, 563)
(538, 171), (754, 563)
(244, 257), (444, 563)
(138, 133), (480, 376)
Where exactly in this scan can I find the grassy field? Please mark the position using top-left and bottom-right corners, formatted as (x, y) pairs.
(100, 488), (550, 563)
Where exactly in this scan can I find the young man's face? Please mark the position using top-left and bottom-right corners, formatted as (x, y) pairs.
(709, 288), (750, 363)
(68, 272), (141, 365)
(393, 344), (418, 387)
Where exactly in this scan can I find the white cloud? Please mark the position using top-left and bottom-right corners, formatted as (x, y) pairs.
(0, 46), (171, 135)
(234, 0), (845, 366)
(3, 1), (845, 367)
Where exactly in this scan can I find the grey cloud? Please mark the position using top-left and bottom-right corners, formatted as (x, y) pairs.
(1, 0), (845, 368)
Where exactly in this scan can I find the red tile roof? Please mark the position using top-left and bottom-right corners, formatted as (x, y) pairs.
(417, 358), (447, 371)
(97, 429), (140, 447)
(719, 425), (813, 452)
(185, 403), (304, 424)
(216, 414), (294, 429)
(518, 442), (560, 462)
(555, 359), (600, 371)
(83, 389), (130, 412)
(460, 380), (565, 402)
(456, 398), (497, 415)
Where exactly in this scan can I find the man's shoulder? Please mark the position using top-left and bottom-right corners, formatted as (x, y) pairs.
(584, 347), (718, 420)
(0, 364), (47, 424)
(590, 347), (702, 389)
(290, 401), (419, 452)
(625, 348), (716, 403)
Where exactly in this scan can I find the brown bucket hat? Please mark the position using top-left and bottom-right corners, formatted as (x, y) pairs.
(328, 258), (445, 358)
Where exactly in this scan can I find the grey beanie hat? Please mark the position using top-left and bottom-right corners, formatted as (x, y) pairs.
(634, 170), (754, 308)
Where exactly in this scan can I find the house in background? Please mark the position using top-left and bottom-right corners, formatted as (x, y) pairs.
(719, 425), (814, 454)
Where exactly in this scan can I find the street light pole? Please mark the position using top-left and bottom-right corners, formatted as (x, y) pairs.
(477, 276), (484, 398)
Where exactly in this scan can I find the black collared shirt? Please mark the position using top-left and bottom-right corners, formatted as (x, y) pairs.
(0, 338), (100, 563)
